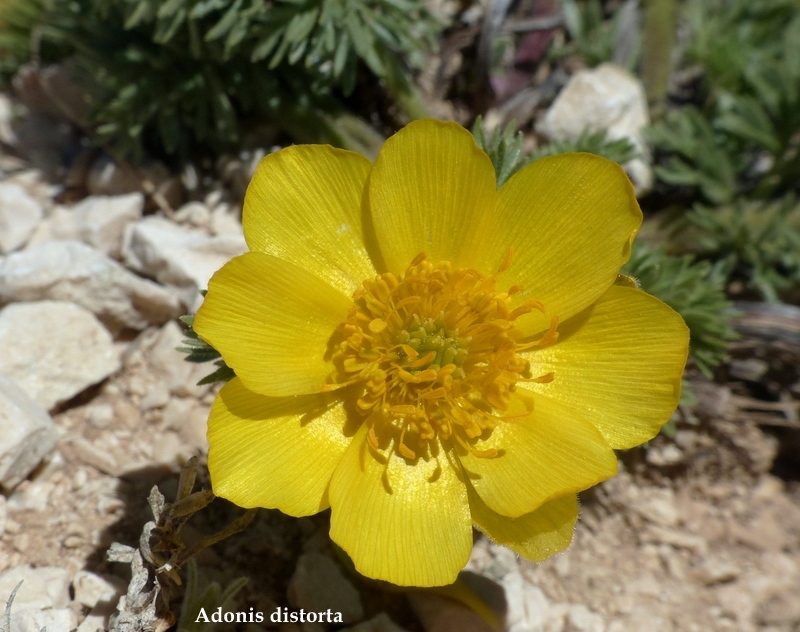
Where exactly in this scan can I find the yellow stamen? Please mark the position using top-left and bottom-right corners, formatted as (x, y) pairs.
(330, 256), (556, 461)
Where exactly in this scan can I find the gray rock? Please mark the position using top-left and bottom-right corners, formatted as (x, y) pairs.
(0, 240), (180, 332)
(0, 301), (120, 410)
(0, 183), (43, 253)
(122, 217), (247, 309)
(0, 375), (58, 490)
(287, 553), (365, 625)
(538, 63), (652, 195)
(8, 608), (78, 632)
(0, 565), (71, 610)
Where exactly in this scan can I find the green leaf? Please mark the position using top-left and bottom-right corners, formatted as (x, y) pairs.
(157, 0), (185, 20)
(189, 0), (230, 19)
(250, 30), (283, 62)
(197, 363), (236, 386)
(204, 0), (243, 42)
(123, 1), (152, 29)
(284, 8), (319, 44)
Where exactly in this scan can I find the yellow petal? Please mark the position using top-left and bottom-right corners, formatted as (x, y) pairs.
(243, 145), (377, 296)
(469, 487), (578, 562)
(207, 378), (356, 516)
(368, 119), (498, 273)
(460, 392), (617, 518)
(523, 285), (689, 449)
(482, 153), (641, 335)
(194, 252), (351, 397)
(329, 427), (472, 586)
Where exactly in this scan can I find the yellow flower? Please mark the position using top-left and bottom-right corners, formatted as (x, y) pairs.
(194, 119), (689, 587)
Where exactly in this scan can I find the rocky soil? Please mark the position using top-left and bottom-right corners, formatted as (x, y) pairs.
(1, 74), (799, 632)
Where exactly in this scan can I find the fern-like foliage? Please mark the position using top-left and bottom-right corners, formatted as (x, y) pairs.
(472, 119), (638, 188)
(622, 243), (737, 377)
(684, 197), (800, 303)
(684, 0), (799, 96)
(104, 0), (435, 95)
(649, 0), (800, 203)
(550, 0), (640, 69)
(0, 0), (46, 81)
(471, 117), (525, 187)
(2, 0), (439, 157)
(178, 313), (235, 386)
(529, 128), (638, 166)
(647, 107), (740, 205)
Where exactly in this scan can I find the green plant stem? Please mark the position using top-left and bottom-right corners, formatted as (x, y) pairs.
(642, 0), (676, 117)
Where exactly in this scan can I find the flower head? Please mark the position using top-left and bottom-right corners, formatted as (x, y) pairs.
(194, 119), (689, 587)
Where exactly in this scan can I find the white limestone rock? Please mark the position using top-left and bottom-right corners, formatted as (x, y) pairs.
(72, 193), (144, 257)
(71, 570), (126, 609)
(174, 201), (212, 231)
(538, 63), (652, 195)
(0, 93), (16, 146)
(25, 205), (78, 245)
(563, 604), (605, 632)
(87, 153), (184, 209)
(0, 301), (120, 410)
(122, 216), (247, 309)
(28, 194), (143, 258)
(502, 571), (552, 632)
(0, 182), (43, 253)
(0, 375), (58, 490)
(145, 321), (212, 397)
(210, 204), (243, 236)
(8, 608), (77, 632)
(6, 480), (55, 512)
(0, 565), (71, 610)
(0, 240), (180, 332)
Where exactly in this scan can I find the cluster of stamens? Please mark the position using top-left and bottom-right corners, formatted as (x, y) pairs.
(328, 253), (557, 462)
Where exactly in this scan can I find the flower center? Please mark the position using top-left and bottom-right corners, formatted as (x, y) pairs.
(329, 253), (557, 461)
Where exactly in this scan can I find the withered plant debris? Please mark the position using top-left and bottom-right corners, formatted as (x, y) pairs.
(107, 457), (256, 632)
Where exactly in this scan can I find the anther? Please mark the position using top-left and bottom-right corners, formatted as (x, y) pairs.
(410, 252), (427, 266)
(497, 247), (514, 273)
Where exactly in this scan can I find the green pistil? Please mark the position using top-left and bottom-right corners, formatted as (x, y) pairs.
(396, 315), (469, 376)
